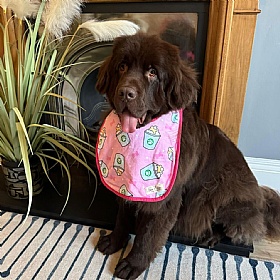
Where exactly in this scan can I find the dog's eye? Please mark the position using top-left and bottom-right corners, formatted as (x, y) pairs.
(119, 63), (127, 72)
(148, 68), (157, 77)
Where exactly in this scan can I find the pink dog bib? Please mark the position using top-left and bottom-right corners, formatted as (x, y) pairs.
(96, 109), (182, 202)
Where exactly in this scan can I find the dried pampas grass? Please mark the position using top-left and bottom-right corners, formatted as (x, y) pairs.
(1, 0), (41, 19)
(0, 0), (10, 9)
(80, 20), (140, 42)
(0, 0), (83, 38)
(42, 0), (83, 38)
(0, 0), (140, 42)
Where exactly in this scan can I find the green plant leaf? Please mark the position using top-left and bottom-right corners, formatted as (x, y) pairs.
(0, 97), (12, 141)
(36, 151), (71, 215)
(16, 122), (33, 223)
(36, 153), (62, 196)
(0, 131), (16, 161)
(13, 107), (33, 155)
(44, 92), (84, 110)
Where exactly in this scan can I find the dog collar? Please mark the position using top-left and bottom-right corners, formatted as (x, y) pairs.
(96, 109), (182, 202)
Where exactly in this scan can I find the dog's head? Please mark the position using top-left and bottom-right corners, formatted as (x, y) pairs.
(96, 33), (199, 133)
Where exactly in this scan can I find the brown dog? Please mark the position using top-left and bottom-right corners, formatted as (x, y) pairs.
(95, 33), (280, 279)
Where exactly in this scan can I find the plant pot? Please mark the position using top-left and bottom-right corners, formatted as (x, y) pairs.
(1, 158), (43, 199)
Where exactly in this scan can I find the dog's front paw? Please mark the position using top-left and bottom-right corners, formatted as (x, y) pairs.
(97, 233), (129, 255)
(200, 232), (223, 248)
(205, 235), (221, 248)
(115, 258), (147, 279)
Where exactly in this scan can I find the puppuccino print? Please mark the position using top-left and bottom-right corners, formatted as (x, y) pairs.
(96, 110), (182, 202)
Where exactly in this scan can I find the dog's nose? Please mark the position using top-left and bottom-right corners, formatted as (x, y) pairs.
(118, 86), (137, 101)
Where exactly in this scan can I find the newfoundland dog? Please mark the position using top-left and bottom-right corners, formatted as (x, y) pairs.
(95, 33), (280, 279)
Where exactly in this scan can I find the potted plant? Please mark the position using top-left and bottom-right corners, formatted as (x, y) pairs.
(0, 0), (139, 220)
(0, 0), (99, 219)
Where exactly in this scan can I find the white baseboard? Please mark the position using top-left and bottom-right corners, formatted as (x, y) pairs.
(245, 157), (280, 192)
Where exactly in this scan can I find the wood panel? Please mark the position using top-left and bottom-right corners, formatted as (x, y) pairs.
(200, 0), (260, 144)
(199, 0), (234, 125)
(215, 14), (259, 142)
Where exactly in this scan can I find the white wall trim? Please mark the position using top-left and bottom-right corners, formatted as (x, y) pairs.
(245, 157), (280, 192)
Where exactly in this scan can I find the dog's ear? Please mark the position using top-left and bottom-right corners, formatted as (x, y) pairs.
(164, 60), (199, 109)
(96, 56), (112, 95)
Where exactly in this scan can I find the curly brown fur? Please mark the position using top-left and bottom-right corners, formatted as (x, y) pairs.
(95, 33), (280, 279)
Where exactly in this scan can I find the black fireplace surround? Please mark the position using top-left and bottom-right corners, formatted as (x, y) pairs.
(0, 1), (253, 257)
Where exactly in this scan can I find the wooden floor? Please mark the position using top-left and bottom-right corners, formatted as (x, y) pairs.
(251, 239), (280, 263)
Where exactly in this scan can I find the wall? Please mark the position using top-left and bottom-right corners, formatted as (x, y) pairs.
(238, 0), (280, 160)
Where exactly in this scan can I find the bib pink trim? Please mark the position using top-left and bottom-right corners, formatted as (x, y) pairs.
(96, 110), (182, 202)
